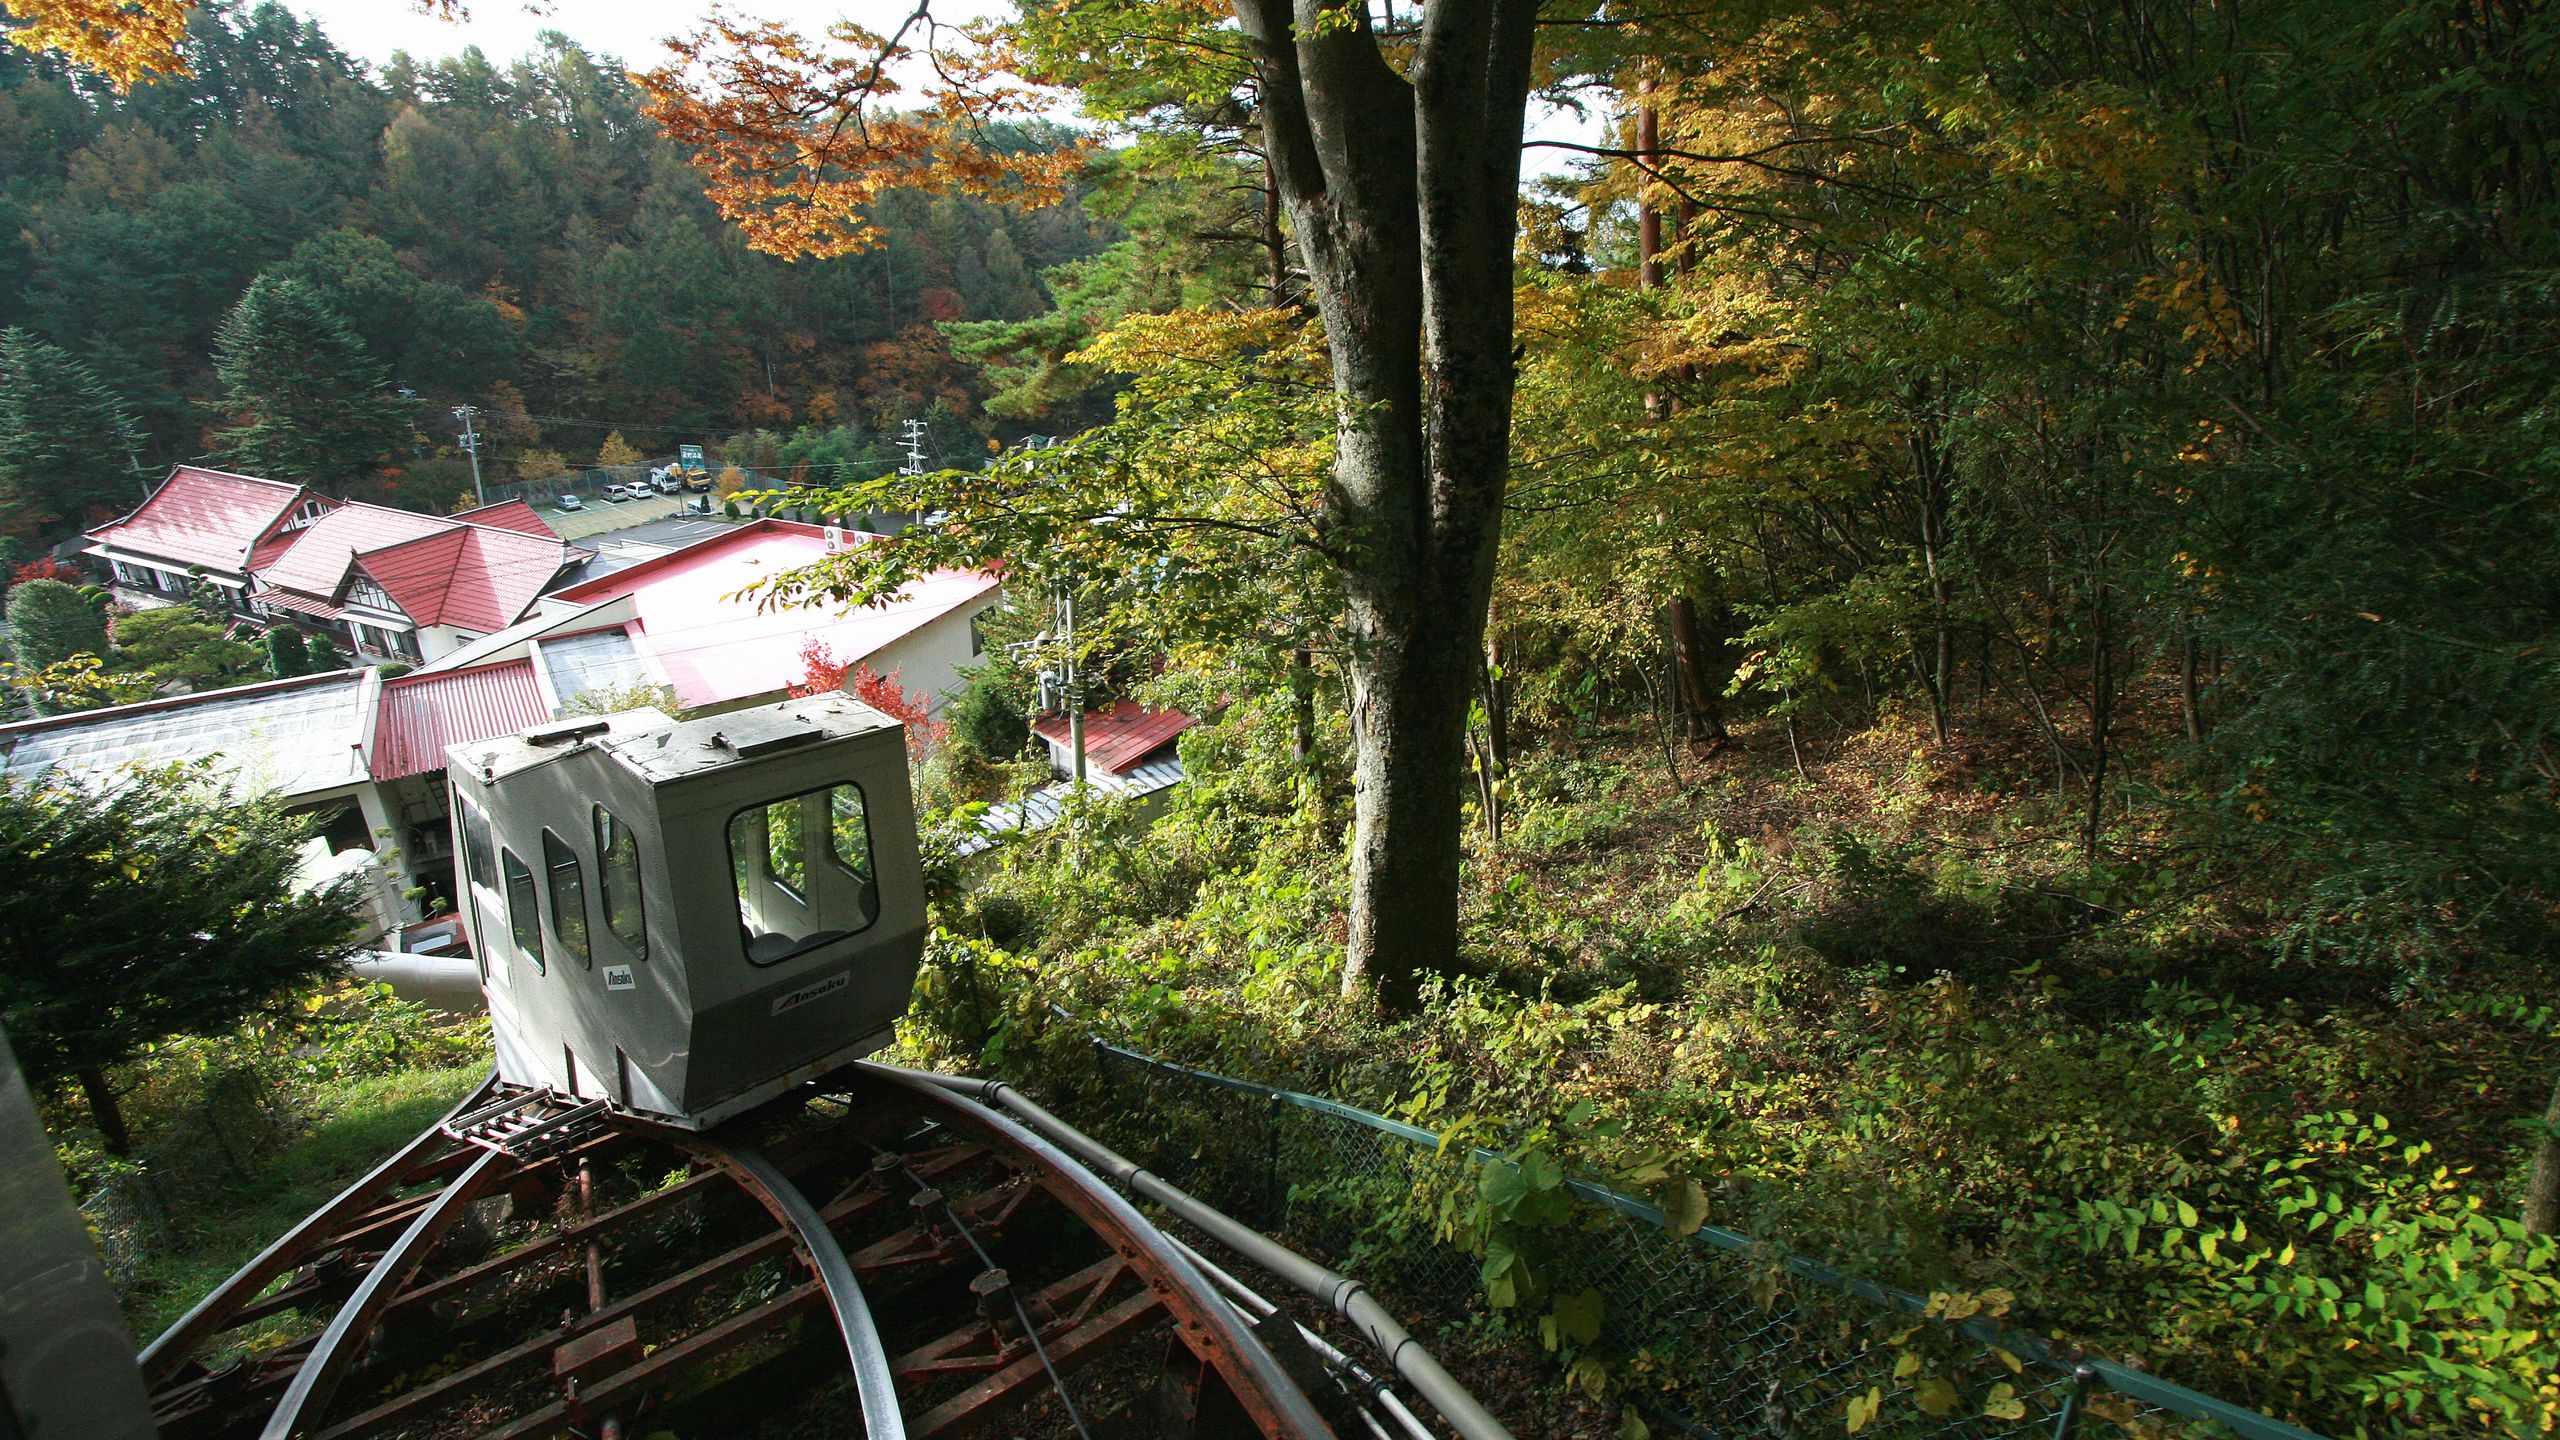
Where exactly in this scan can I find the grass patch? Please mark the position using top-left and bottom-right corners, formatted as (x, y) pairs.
(119, 1064), (488, 1340)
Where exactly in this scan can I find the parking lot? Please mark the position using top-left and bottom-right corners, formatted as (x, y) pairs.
(539, 489), (699, 541)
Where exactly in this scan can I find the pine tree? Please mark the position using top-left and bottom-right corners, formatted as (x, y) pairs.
(0, 328), (145, 539)
(208, 276), (411, 491)
(0, 768), (366, 1154)
(5, 578), (109, 669)
(263, 625), (309, 679)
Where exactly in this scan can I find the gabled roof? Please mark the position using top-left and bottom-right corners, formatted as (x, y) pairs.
(360, 526), (582, 631)
(88, 467), (321, 574)
(248, 498), (586, 631)
(370, 660), (549, 781)
(1033, 701), (1196, 776)
(448, 499), (557, 538)
(254, 501), (454, 601)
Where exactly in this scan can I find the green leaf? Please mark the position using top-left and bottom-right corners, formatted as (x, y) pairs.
(1662, 1178), (1710, 1237)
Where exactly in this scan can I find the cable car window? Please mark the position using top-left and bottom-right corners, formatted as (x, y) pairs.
(542, 828), (591, 970)
(457, 794), (495, 894)
(502, 847), (544, 974)
(726, 784), (880, 967)
(593, 805), (645, 960)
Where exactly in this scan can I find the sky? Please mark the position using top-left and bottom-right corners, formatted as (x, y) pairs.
(277, 1), (1609, 176)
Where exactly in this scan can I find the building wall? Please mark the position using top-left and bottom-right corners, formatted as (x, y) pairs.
(864, 591), (1002, 717)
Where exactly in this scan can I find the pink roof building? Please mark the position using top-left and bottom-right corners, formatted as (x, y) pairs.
(85, 468), (590, 666)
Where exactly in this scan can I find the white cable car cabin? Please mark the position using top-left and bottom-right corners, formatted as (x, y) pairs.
(445, 694), (925, 1128)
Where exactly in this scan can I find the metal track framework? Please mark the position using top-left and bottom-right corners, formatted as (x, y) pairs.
(141, 1064), (1480, 1440)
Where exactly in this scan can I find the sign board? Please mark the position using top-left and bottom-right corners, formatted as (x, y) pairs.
(679, 444), (706, 470)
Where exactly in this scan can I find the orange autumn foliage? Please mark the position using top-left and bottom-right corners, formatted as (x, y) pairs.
(790, 636), (944, 761)
(635, 11), (1087, 260)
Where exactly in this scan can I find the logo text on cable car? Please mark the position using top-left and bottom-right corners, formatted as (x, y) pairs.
(772, 970), (851, 1016)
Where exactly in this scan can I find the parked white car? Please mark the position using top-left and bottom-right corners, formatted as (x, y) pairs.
(650, 470), (683, 494)
(602, 482), (643, 501)
(555, 493), (586, 512)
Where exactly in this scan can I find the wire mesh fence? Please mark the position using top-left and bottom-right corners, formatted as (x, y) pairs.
(1054, 1034), (2323, 1440)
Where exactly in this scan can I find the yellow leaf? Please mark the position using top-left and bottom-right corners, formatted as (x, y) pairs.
(1846, 1387), (1882, 1435)
(1893, 1351), (1921, 1381)
(1914, 1377), (1960, 1417)
(1984, 1383), (2027, 1421)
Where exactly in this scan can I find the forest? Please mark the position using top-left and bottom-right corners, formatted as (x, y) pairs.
(3, 1), (2557, 1437)
(0, 0), (1115, 547)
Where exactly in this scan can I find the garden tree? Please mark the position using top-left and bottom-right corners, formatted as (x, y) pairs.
(595, 429), (642, 468)
(647, 0), (1558, 1009)
(0, 765), (366, 1153)
(0, 652), (155, 717)
(110, 604), (259, 689)
(0, 326), (145, 539)
(208, 274), (410, 492)
(263, 624), (309, 679)
(4, 576), (107, 669)
(513, 448), (569, 482)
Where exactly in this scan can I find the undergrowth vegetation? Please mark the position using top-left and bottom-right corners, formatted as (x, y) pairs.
(50, 978), (490, 1336)
(897, 695), (2560, 1438)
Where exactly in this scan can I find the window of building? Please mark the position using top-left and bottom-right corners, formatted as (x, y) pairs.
(111, 560), (147, 586)
(725, 784), (878, 966)
(502, 847), (543, 973)
(348, 576), (396, 612)
(593, 804), (645, 960)
(154, 568), (185, 594)
(542, 828), (590, 969)
(457, 796), (496, 894)
(282, 497), (327, 532)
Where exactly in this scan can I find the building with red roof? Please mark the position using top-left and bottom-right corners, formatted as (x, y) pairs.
(85, 467), (591, 664)
(1032, 701), (1197, 778)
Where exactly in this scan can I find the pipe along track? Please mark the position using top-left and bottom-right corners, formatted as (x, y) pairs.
(142, 1063), (1510, 1440)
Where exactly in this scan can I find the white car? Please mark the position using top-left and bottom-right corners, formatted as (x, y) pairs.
(650, 471), (683, 494)
(601, 483), (639, 502)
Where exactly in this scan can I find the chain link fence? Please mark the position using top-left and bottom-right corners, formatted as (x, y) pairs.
(1049, 1034), (2323, 1440)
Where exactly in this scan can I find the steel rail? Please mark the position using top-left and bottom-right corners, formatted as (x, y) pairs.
(140, 1066), (500, 1385)
(692, 1138), (907, 1440)
(897, 1065), (1515, 1440)
(1164, 1232), (1436, 1440)
(258, 1145), (509, 1439)
(854, 1063), (1339, 1440)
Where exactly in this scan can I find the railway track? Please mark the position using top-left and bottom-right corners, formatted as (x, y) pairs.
(138, 1061), (1497, 1440)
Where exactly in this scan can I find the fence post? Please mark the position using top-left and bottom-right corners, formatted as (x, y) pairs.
(2051, 1363), (2098, 1440)
(1263, 1091), (1283, 1225)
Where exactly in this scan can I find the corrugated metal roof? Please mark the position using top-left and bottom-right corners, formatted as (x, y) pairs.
(956, 758), (1187, 857)
(370, 660), (548, 780)
(448, 499), (557, 537)
(0, 670), (370, 800)
(88, 467), (316, 574)
(1030, 702), (1196, 776)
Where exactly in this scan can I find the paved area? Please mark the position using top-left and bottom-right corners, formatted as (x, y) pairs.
(539, 491), (701, 541)
(574, 509), (744, 579)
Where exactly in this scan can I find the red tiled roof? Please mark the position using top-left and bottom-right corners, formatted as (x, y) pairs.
(370, 659), (548, 780)
(449, 499), (560, 538)
(1032, 701), (1195, 776)
(89, 467), (320, 574)
(255, 501), (452, 600)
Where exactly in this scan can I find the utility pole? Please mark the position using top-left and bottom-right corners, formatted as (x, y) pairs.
(900, 417), (929, 477)
(454, 405), (486, 508)
(1061, 583), (1086, 787)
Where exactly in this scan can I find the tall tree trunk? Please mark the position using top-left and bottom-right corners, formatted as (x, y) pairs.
(1634, 83), (1720, 745)
(1239, 0), (1539, 1012)
(2525, 1070), (2560, 1236)
(79, 1066), (131, 1157)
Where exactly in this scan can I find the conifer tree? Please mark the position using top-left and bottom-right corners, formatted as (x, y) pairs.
(596, 430), (642, 468)
(5, 578), (109, 669)
(0, 328), (145, 539)
(208, 276), (411, 491)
